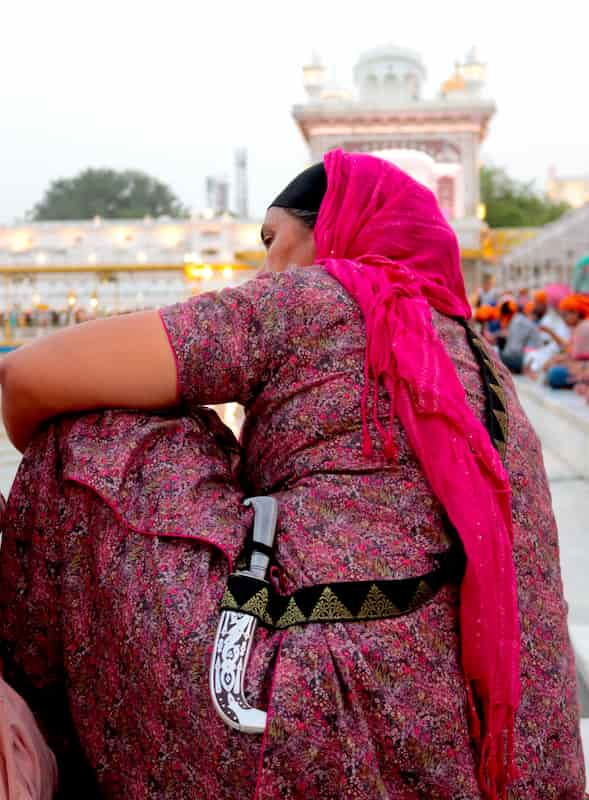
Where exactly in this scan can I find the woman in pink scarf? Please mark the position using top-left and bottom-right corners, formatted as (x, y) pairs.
(0, 151), (584, 799)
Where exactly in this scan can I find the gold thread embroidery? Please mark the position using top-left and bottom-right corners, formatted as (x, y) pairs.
(408, 579), (435, 609)
(275, 597), (306, 629)
(241, 587), (269, 619)
(358, 584), (401, 619)
(309, 587), (353, 622)
(221, 588), (239, 610)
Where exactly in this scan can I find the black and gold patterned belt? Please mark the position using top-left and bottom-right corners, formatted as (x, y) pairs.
(220, 544), (465, 630)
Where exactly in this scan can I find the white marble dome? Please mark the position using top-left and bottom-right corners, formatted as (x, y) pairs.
(353, 44), (426, 104)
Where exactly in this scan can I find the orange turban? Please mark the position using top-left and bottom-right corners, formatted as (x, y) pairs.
(533, 289), (548, 305)
(524, 301), (535, 316)
(474, 305), (499, 323)
(559, 294), (589, 318)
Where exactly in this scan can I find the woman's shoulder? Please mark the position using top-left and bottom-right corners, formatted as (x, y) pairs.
(248, 265), (351, 293)
(236, 266), (358, 317)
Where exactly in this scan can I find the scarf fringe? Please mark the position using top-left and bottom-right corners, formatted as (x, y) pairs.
(466, 684), (517, 800)
(361, 372), (398, 462)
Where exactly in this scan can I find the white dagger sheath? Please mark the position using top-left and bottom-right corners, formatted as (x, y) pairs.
(209, 496), (278, 733)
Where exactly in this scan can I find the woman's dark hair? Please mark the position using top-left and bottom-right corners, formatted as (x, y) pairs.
(284, 208), (318, 230)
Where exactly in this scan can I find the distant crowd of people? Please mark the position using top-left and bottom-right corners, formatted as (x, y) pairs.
(472, 274), (589, 403)
(0, 308), (92, 334)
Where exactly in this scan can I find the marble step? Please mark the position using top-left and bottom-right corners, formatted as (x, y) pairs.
(515, 376), (589, 480)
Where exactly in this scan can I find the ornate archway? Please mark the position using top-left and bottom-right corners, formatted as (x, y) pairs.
(341, 138), (461, 164)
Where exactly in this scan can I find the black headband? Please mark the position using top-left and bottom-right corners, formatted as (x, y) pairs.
(270, 162), (327, 213)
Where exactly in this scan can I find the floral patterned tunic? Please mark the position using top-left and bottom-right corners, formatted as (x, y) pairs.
(0, 267), (584, 799)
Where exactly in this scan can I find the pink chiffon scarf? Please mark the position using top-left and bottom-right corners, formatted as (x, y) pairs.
(315, 150), (520, 799)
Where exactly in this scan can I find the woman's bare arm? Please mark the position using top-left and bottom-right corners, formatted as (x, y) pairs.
(0, 311), (178, 452)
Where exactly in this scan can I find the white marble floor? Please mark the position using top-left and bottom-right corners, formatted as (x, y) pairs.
(542, 448), (589, 626)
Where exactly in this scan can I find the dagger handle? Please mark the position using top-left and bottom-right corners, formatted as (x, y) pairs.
(243, 496), (278, 580)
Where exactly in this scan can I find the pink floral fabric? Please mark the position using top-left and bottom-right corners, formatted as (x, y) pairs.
(0, 267), (584, 799)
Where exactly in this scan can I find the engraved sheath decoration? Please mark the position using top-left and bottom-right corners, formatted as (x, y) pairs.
(209, 496), (278, 734)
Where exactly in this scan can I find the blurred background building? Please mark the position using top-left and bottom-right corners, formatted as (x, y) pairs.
(293, 44), (494, 289)
(547, 166), (589, 209)
(3, 42), (587, 327)
(0, 212), (263, 340)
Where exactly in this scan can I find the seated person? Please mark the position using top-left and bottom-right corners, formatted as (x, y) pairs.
(472, 303), (498, 338)
(495, 300), (543, 374)
(546, 296), (589, 388)
(524, 289), (571, 375)
(471, 273), (497, 308)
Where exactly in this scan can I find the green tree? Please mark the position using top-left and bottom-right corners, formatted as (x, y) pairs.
(480, 165), (569, 228)
(30, 168), (189, 220)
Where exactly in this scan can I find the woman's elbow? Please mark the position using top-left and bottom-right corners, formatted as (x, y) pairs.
(0, 355), (45, 452)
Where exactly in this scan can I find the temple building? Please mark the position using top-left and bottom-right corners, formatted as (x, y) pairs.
(0, 214), (263, 319)
(292, 45), (495, 289)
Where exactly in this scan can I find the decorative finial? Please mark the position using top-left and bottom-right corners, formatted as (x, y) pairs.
(302, 51), (327, 101)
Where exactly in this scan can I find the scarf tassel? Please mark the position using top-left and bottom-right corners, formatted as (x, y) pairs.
(360, 368), (398, 462)
(466, 683), (517, 800)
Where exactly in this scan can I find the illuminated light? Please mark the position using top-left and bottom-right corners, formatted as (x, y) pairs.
(160, 227), (183, 248)
(11, 231), (32, 253)
(183, 252), (198, 263)
(67, 293), (77, 308)
(184, 264), (201, 280)
(90, 294), (99, 310)
(114, 227), (134, 245)
(32, 292), (41, 306)
(35, 252), (47, 266)
(202, 208), (214, 220)
(88, 252), (97, 264)
(239, 224), (264, 248)
(222, 266), (233, 280)
(477, 203), (487, 221)
(202, 264), (213, 281)
(137, 251), (147, 263)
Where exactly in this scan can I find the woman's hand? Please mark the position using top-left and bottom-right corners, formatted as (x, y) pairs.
(0, 311), (178, 452)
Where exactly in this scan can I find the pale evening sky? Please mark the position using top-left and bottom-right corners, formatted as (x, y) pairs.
(1, 0), (588, 223)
